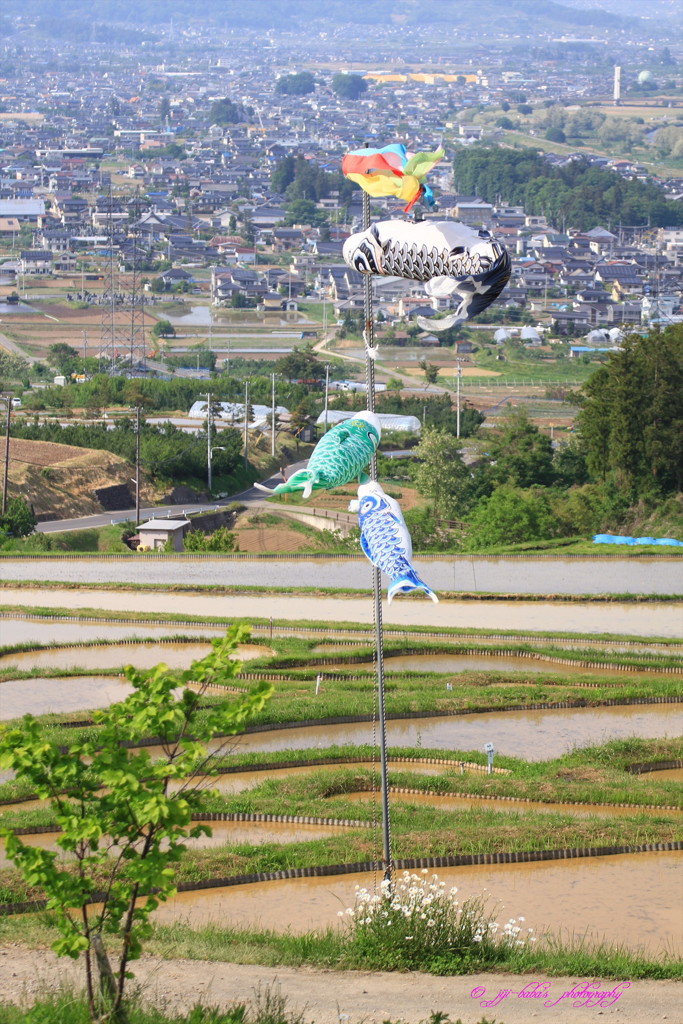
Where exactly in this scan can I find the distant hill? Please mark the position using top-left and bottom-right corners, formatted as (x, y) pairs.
(1, 0), (645, 33)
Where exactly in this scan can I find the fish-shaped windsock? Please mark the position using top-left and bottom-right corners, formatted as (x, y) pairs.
(350, 480), (438, 603)
(271, 412), (381, 500)
(343, 219), (510, 330)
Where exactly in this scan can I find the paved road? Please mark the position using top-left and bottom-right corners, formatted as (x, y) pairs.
(36, 466), (300, 534)
(0, 330), (38, 364)
(1, 557), (681, 596)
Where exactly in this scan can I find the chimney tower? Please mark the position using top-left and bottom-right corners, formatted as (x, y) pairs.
(613, 65), (621, 106)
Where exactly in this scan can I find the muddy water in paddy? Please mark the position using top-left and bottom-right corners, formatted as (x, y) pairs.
(2, 589), (681, 638)
(152, 851), (683, 956)
(0, 620), (227, 646)
(0, 675), (132, 720)
(0, 643), (272, 672)
(0, 820), (342, 869)
(320, 653), (642, 678)
(642, 767), (683, 782)
(350, 790), (682, 818)
(142, 704), (683, 763)
(179, 761), (447, 796)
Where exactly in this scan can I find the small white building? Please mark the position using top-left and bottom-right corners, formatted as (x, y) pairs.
(136, 519), (189, 552)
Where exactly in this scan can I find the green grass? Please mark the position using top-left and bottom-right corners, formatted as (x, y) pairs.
(145, 919), (683, 980)
(0, 911), (680, 986)
(449, 354), (595, 386)
(0, 524), (133, 554)
(2, 735), (680, 814)
(0, 985), (312, 1024)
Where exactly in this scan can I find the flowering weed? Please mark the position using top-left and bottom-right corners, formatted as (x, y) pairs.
(341, 870), (535, 970)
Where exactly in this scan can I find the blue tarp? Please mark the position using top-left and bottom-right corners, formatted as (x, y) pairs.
(593, 534), (683, 547)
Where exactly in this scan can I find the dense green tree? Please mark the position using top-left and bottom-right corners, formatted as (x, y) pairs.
(156, 141), (187, 160)
(271, 155), (355, 204)
(48, 343), (79, 373)
(284, 198), (324, 226)
(450, 147), (683, 229)
(486, 406), (555, 487)
(0, 496), (36, 537)
(0, 354), (30, 390)
(275, 347), (325, 381)
(274, 71), (315, 96)
(467, 484), (555, 549)
(412, 428), (473, 520)
(331, 73), (368, 100)
(208, 96), (244, 124)
(418, 359), (440, 387)
(150, 320), (175, 339)
(553, 438), (589, 487)
(578, 325), (683, 497)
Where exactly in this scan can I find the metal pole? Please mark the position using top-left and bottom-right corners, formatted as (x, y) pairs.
(135, 405), (141, 526)
(456, 363), (462, 439)
(205, 391), (212, 494)
(324, 363), (330, 433)
(243, 380), (249, 469)
(362, 186), (392, 882)
(271, 372), (276, 458)
(1, 397), (10, 517)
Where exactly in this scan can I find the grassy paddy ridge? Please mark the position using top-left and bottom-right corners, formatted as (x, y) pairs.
(0, 622), (680, 980)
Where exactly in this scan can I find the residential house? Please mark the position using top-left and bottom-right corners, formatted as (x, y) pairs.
(20, 249), (52, 274)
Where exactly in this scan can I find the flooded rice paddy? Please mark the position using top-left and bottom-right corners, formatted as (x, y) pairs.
(0, 675), (130, 720)
(0, 642), (272, 672)
(321, 653), (642, 678)
(152, 852), (683, 956)
(179, 761), (446, 796)
(641, 767), (683, 782)
(1, 588), (680, 638)
(0, 620), (225, 646)
(0, 820), (341, 868)
(138, 705), (683, 763)
(2, 556), (681, 596)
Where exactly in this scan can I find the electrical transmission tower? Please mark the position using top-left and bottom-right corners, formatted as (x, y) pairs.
(99, 187), (146, 373)
(128, 193), (146, 370)
(99, 186), (122, 373)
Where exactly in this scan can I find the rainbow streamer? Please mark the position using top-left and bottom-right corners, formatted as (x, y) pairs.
(342, 144), (444, 211)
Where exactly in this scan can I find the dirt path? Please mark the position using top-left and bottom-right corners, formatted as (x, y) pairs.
(1, 948), (680, 1023)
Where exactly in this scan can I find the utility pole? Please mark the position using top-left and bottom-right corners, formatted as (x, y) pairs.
(243, 380), (249, 469)
(323, 363), (330, 433)
(134, 405), (141, 525)
(271, 372), (276, 458)
(1, 395), (11, 517)
(456, 362), (462, 439)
